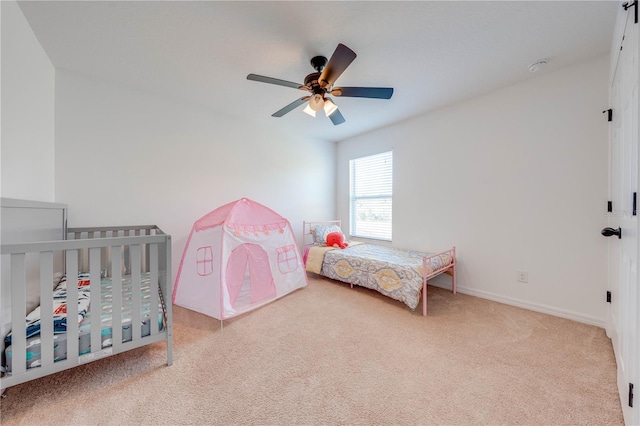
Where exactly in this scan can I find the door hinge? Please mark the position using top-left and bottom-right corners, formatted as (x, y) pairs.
(603, 108), (613, 122)
(629, 383), (634, 407)
(606, 291), (611, 303)
(607, 201), (613, 213)
(633, 192), (637, 216)
(624, 1), (638, 23)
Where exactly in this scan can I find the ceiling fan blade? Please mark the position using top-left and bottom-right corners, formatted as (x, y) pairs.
(331, 87), (394, 99)
(319, 44), (357, 88)
(329, 108), (346, 126)
(272, 97), (310, 117)
(247, 74), (308, 91)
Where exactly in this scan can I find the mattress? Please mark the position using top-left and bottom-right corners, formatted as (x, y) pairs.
(313, 243), (453, 310)
(3, 272), (163, 372)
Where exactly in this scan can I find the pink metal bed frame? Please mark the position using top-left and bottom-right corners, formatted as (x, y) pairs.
(302, 220), (456, 316)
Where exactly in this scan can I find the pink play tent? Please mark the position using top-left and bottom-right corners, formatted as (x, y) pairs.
(172, 198), (307, 320)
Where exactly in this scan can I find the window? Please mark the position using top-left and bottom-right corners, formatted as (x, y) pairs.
(277, 245), (298, 274)
(196, 246), (214, 276)
(349, 151), (392, 241)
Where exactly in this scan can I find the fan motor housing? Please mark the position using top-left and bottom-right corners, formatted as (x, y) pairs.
(304, 72), (325, 95)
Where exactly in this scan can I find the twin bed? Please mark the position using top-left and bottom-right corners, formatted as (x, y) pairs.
(303, 220), (456, 315)
(1, 198), (173, 393)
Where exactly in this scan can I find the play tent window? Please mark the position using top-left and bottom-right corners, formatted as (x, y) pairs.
(277, 245), (298, 273)
(196, 246), (214, 276)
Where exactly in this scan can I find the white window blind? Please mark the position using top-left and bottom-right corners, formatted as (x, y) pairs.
(349, 151), (392, 241)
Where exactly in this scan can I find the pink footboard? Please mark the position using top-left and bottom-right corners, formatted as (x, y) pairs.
(421, 246), (456, 316)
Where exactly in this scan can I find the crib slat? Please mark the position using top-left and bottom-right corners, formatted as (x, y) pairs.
(65, 251), (79, 364)
(111, 246), (123, 351)
(123, 230), (131, 275)
(101, 231), (110, 277)
(39, 252), (55, 368)
(89, 248), (102, 354)
(131, 244), (142, 341)
(141, 228), (149, 273)
(164, 235), (173, 366)
(10, 254), (27, 375)
(149, 244), (159, 335)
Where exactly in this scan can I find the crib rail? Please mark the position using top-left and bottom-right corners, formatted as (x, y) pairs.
(0, 227), (172, 391)
(68, 225), (166, 276)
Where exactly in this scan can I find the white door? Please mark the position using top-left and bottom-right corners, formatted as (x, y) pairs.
(607, 5), (639, 425)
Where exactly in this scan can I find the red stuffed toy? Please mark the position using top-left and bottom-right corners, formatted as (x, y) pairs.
(326, 232), (349, 249)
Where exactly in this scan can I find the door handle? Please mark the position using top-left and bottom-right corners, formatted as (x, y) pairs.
(601, 227), (622, 239)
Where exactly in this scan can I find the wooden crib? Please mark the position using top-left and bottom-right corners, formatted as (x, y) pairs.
(1, 198), (173, 393)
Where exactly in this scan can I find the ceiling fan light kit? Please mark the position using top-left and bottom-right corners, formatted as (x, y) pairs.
(309, 94), (325, 111)
(323, 98), (338, 116)
(247, 43), (394, 125)
(302, 104), (316, 117)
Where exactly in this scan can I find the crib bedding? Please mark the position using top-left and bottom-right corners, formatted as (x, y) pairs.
(4, 273), (91, 346)
(4, 272), (163, 372)
(309, 243), (453, 311)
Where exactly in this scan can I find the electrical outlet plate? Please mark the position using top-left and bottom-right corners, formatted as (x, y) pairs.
(517, 270), (528, 283)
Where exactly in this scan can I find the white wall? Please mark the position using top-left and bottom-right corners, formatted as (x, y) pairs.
(337, 55), (609, 326)
(1, 1), (55, 201)
(55, 70), (335, 281)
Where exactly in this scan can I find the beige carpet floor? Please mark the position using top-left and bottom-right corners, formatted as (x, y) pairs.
(1, 275), (623, 425)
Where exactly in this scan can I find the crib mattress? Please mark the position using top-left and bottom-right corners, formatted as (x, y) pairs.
(4, 273), (163, 372)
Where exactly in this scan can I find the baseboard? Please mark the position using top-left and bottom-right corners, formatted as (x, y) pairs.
(428, 281), (606, 328)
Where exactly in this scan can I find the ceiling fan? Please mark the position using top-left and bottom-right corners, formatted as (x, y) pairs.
(247, 43), (393, 126)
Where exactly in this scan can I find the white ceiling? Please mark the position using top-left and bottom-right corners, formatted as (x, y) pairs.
(18, 1), (618, 143)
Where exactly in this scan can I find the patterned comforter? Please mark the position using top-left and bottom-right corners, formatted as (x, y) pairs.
(313, 244), (453, 310)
